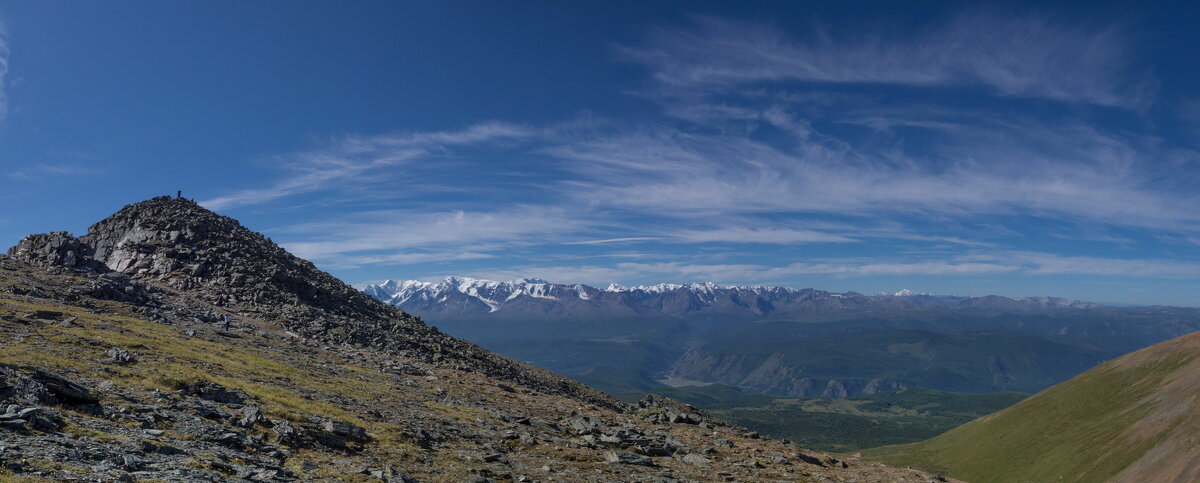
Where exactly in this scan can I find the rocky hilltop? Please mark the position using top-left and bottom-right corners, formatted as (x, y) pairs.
(9, 196), (618, 411)
(0, 196), (946, 482)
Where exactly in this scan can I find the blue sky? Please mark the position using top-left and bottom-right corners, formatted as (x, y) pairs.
(1, 1), (1199, 306)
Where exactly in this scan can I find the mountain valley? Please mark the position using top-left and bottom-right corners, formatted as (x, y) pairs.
(365, 277), (1200, 452)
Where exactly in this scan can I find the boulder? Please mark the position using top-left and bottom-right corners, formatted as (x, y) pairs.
(637, 394), (711, 426)
(562, 414), (598, 435)
(179, 381), (247, 404)
(323, 420), (369, 442)
(0, 365), (98, 405)
(0, 405), (64, 432)
(272, 420), (302, 447)
(604, 450), (655, 467)
(106, 348), (137, 365)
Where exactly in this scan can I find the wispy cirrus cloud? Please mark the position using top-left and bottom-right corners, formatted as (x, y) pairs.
(0, 20), (9, 120)
(237, 105), (1199, 276)
(469, 262), (768, 287)
(622, 13), (1150, 107)
(7, 163), (95, 180)
(564, 237), (663, 246)
(979, 252), (1200, 278)
(546, 120), (1200, 232)
(468, 259), (1017, 287)
(274, 206), (592, 268)
(671, 227), (854, 244)
(468, 251), (1200, 287)
(200, 121), (534, 210)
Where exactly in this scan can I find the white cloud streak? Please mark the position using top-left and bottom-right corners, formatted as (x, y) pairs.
(7, 164), (95, 179)
(671, 227), (854, 244)
(470, 251), (1200, 287)
(546, 119), (1200, 233)
(275, 206), (591, 268)
(0, 22), (11, 120)
(623, 13), (1148, 106)
(985, 252), (1200, 278)
(564, 237), (663, 245)
(200, 121), (534, 210)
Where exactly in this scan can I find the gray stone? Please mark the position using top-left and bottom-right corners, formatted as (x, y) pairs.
(323, 420), (368, 441)
(604, 450), (656, 467)
(237, 406), (266, 428)
(106, 348), (137, 365)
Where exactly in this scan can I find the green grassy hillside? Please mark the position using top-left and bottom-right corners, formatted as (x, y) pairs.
(865, 331), (1200, 482)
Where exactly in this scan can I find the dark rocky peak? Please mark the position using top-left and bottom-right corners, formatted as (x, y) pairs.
(74, 196), (394, 325)
(9, 196), (393, 325)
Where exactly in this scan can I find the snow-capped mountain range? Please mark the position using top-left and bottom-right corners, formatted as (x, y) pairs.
(359, 277), (1200, 400)
(363, 276), (1101, 322)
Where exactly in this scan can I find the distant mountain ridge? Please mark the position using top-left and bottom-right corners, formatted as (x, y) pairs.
(365, 276), (1102, 322)
(362, 276), (1200, 400)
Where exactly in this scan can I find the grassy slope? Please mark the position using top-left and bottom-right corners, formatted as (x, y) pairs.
(865, 333), (1200, 482)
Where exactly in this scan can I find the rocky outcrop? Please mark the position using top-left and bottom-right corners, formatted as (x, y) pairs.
(636, 394), (720, 426)
(7, 196), (624, 412)
(862, 378), (907, 395)
(0, 364), (99, 406)
(7, 232), (103, 271)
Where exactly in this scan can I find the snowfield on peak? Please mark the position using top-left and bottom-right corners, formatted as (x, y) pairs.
(365, 276), (597, 313)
